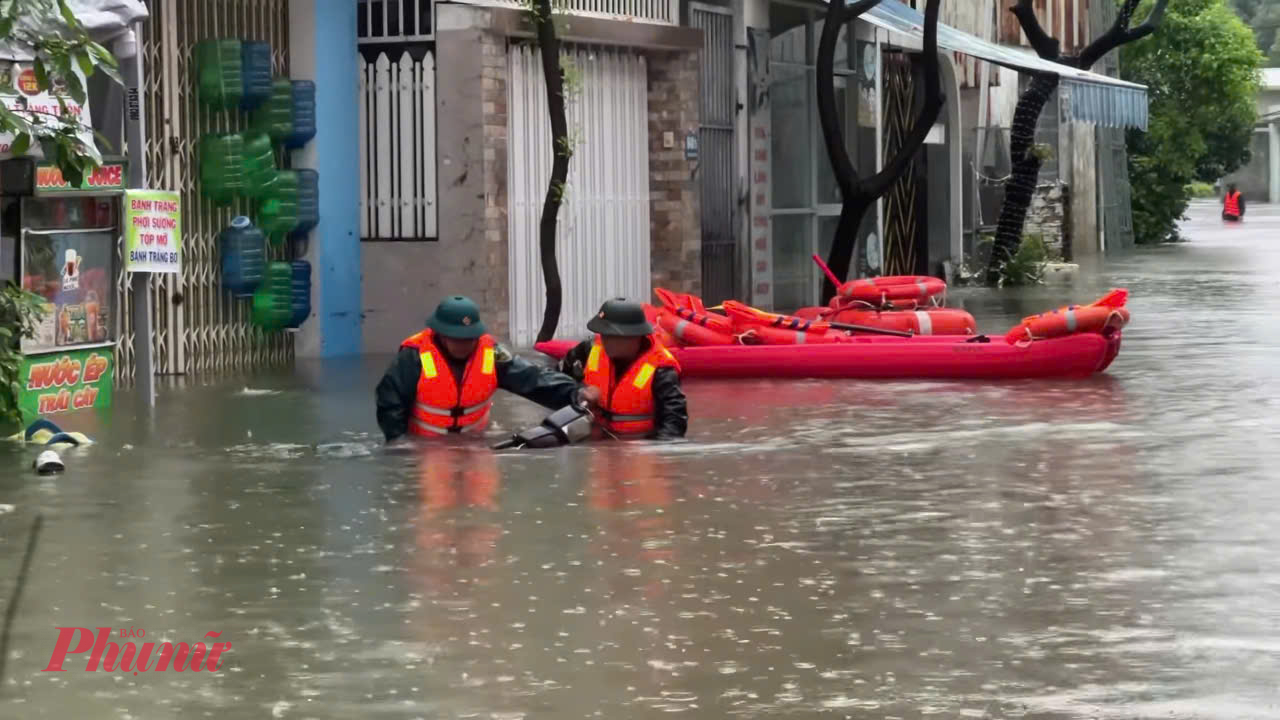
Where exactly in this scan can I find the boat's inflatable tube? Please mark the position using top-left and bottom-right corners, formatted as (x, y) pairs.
(1005, 305), (1130, 344)
(536, 330), (1122, 380)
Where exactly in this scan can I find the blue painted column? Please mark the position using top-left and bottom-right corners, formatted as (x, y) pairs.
(289, 0), (362, 357)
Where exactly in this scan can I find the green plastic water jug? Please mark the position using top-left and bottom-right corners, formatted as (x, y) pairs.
(194, 38), (243, 110)
(199, 132), (244, 206)
(256, 169), (299, 243)
(251, 78), (294, 143)
(251, 262), (293, 330)
(242, 131), (278, 198)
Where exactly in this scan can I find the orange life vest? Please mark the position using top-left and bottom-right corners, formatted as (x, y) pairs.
(401, 329), (498, 437)
(1224, 191), (1241, 217)
(581, 334), (680, 437)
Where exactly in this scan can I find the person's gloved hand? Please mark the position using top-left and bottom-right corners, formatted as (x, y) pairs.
(577, 386), (602, 408)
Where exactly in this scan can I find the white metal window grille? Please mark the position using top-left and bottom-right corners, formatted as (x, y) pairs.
(357, 0), (436, 241)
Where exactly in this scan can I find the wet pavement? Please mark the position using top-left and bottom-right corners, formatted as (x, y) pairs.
(2, 200), (1279, 718)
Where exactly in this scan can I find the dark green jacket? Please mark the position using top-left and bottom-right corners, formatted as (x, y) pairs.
(376, 342), (581, 442)
(557, 338), (688, 441)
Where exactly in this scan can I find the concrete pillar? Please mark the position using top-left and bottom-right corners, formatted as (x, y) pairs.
(1269, 120), (1279, 205)
(289, 0), (362, 357)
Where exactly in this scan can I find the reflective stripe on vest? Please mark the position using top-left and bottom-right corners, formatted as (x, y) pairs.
(1064, 308), (1077, 332)
(411, 413), (489, 435)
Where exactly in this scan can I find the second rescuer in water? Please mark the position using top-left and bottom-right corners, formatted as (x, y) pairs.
(559, 298), (688, 440)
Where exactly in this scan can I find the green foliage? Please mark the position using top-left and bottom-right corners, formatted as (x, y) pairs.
(1228, 0), (1280, 63)
(959, 232), (1053, 287)
(998, 234), (1051, 287)
(1186, 179), (1218, 197)
(1123, 0), (1262, 243)
(0, 283), (48, 430)
(0, 0), (122, 187)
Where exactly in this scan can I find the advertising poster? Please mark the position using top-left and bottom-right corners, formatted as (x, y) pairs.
(19, 347), (113, 421)
(124, 189), (182, 274)
(20, 230), (114, 353)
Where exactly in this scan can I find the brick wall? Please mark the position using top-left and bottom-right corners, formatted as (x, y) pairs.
(480, 31), (512, 339)
(646, 49), (702, 297)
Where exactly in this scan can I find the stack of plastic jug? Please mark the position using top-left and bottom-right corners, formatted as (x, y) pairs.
(294, 169), (319, 235)
(199, 133), (244, 205)
(251, 262), (293, 330)
(288, 260), (312, 328)
(252, 78), (294, 143)
(257, 169), (299, 243)
(285, 80), (317, 150)
(241, 131), (278, 198)
(240, 41), (273, 111)
(219, 217), (266, 297)
(195, 38), (243, 110)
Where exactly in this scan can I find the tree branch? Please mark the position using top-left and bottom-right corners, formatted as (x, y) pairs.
(816, 0), (877, 202)
(1078, 0), (1168, 69)
(862, 0), (944, 197)
(1010, 0), (1061, 60)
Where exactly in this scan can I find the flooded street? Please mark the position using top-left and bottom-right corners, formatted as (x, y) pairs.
(3, 199), (1280, 718)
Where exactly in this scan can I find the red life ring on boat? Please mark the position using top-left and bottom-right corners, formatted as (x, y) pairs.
(1005, 305), (1130, 344)
(838, 276), (946, 305)
(829, 307), (977, 335)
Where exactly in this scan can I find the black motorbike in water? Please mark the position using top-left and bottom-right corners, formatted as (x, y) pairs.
(492, 402), (595, 450)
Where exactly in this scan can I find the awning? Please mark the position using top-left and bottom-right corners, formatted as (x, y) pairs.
(0, 0), (149, 61)
(858, 0), (1148, 131)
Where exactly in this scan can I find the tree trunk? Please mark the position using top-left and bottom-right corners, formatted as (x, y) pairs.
(984, 0), (1168, 283)
(820, 195), (875, 302)
(985, 72), (1059, 285)
(816, 0), (943, 305)
(534, 0), (570, 343)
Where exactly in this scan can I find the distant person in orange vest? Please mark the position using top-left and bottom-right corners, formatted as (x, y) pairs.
(559, 298), (688, 440)
(1223, 183), (1245, 222)
(376, 295), (585, 443)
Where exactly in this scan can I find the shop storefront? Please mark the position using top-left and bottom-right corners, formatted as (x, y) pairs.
(7, 160), (127, 422)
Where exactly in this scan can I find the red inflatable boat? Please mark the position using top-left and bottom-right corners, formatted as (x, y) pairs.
(536, 328), (1123, 380)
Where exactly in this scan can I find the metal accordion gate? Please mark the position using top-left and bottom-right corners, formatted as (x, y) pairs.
(880, 51), (924, 277)
(117, 0), (293, 384)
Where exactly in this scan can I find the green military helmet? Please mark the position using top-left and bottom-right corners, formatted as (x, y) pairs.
(587, 297), (652, 337)
(427, 295), (487, 339)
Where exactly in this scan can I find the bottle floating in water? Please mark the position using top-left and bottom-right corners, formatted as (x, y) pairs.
(220, 217), (266, 298)
(194, 38), (243, 110)
(295, 169), (319, 235)
(199, 132), (244, 206)
(241, 131), (278, 198)
(251, 77), (294, 143)
(288, 260), (312, 328)
(257, 169), (300, 243)
(240, 41), (273, 111)
(285, 80), (316, 150)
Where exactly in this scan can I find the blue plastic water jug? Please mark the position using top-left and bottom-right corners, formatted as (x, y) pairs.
(286, 80), (317, 150)
(219, 217), (266, 297)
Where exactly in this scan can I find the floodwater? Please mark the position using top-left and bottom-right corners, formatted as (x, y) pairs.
(2, 200), (1279, 719)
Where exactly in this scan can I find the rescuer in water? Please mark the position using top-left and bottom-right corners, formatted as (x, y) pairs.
(1223, 183), (1245, 222)
(558, 298), (688, 441)
(375, 295), (587, 443)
